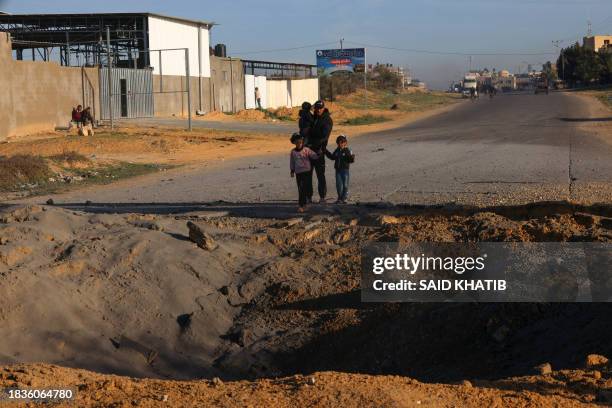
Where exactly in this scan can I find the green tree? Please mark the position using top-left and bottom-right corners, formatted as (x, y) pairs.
(599, 52), (612, 84)
(557, 42), (611, 86)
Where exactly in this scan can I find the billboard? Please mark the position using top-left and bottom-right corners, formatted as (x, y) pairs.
(316, 48), (366, 76)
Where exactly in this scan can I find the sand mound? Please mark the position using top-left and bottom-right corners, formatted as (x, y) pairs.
(1, 363), (605, 407)
(234, 109), (267, 121)
(0, 205), (283, 379)
(272, 107), (299, 120)
(201, 111), (228, 121)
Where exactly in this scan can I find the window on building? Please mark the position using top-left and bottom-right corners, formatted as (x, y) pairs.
(223, 71), (228, 81)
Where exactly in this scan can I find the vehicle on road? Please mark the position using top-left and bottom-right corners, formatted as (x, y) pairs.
(553, 79), (566, 90)
(462, 73), (478, 99)
(535, 74), (549, 95)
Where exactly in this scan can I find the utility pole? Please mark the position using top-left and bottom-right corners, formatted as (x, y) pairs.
(340, 38), (344, 50)
(106, 26), (113, 131)
(185, 48), (192, 131)
(587, 19), (592, 37)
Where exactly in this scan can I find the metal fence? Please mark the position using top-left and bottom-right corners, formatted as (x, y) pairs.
(99, 67), (154, 120)
(100, 43), (192, 131)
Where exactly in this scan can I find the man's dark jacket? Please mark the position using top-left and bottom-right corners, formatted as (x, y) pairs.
(308, 109), (333, 151)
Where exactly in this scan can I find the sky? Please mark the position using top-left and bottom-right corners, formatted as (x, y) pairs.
(2, 0), (612, 89)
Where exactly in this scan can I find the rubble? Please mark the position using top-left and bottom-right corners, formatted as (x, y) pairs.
(585, 354), (609, 369)
(187, 221), (218, 250)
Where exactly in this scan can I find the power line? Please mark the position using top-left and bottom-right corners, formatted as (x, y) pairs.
(344, 40), (557, 57)
(232, 41), (338, 56)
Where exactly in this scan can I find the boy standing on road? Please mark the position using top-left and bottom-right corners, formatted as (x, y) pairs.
(290, 133), (319, 213)
(325, 135), (355, 203)
(307, 100), (333, 203)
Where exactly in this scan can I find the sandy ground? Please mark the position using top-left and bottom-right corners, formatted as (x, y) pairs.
(1, 363), (609, 407)
(0, 95), (461, 169)
(571, 93), (612, 147)
(0, 90), (609, 407)
(0, 203), (611, 406)
(0, 127), (288, 167)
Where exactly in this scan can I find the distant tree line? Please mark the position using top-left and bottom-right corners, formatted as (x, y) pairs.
(556, 43), (612, 87)
(319, 65), (403, 101)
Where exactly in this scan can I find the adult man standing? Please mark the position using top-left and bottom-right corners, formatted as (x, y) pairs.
(255, 87), (262, 109)
(307, 100), (333, 202)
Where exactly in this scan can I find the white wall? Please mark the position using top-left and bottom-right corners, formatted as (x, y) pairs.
(289, 78), (319, 108)
(265, 78), (319, 109)
(267, 80), (289, 109)
(245, 77), (318, 110)
(245, 75), (256, 109)
(147, 16), (211, 78)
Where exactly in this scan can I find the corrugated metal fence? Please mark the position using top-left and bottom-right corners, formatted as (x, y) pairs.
(99, 68), (154, 119)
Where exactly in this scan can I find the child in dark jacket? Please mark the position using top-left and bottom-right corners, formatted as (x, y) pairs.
(298, 102), (313, 141)
(290, 133), (319, 212)
(324, 135), (355, 204)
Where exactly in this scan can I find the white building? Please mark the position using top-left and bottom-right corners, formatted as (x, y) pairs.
(146, 13), (213, 78)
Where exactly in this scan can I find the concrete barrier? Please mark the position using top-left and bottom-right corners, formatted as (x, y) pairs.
(0, 32), (99, 140)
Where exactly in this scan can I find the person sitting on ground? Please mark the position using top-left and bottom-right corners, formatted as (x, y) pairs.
(70, 105), (83, 130)
(324, 134), (355, 204)
(289, 133), (319, 213)
(79, 107), (95, 136)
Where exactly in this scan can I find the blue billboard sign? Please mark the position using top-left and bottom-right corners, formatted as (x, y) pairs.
(316, 48), (366, 76)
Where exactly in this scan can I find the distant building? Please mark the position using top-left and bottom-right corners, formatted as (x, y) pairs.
(515, 74), (534, 90)
(583, 35), (612, 53)
(496, 75), (516, 91)
(411, 79), (426, 89)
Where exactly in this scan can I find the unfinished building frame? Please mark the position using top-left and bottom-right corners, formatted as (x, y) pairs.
(0, 13), (153, 68)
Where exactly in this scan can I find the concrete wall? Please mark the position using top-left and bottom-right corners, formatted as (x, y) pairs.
(289, 78), (319, 108)
(153, 56), (245, 116)
(0, 33), (100, 141)
(0, 33), (14, 140)
(267, 80), (290, 109)
(210, 56), (245, 113)
(152, 74), (212, 117)
(264, 78), (320, 109)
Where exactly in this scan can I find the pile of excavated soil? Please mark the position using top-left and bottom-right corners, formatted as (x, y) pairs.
(0, 203), (611, 405)
(234, 109), (268, 121)
(1, 363), (609, 407)
(201, 111), (230, 121)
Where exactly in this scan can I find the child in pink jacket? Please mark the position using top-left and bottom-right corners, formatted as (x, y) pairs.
(290, 133), (318, 212)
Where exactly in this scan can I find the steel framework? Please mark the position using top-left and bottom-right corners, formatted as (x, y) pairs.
(242, 60), (316, 79)
(0, 13), (212, 69)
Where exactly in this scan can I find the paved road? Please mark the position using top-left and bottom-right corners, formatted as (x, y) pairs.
(30, 92), (612, 207)
(116, 117), (295, 134)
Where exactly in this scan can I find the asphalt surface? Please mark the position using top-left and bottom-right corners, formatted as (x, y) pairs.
(29, 92), (612, 207)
